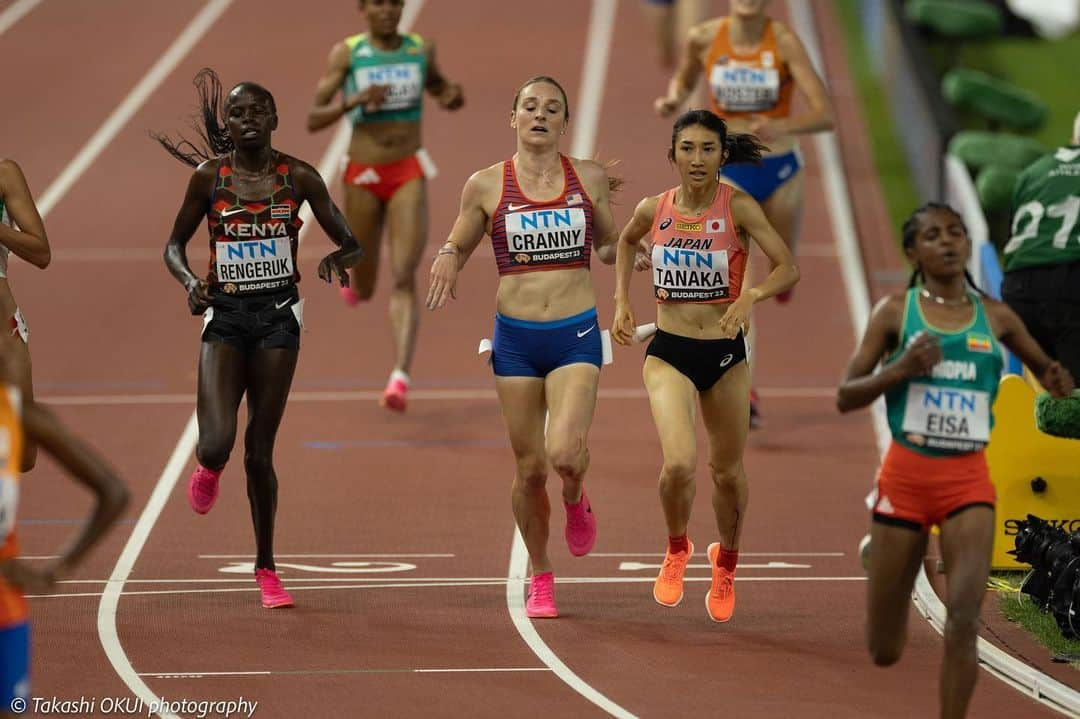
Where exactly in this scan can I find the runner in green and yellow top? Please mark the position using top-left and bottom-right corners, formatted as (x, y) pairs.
(837, 203), (1073, 719)
(308, 0), (464, 411)
(1002, 112), (1080, 382)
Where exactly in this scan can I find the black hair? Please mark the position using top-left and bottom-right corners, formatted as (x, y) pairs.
(152, 68), (277, 167)
(901, 202), (985, 295)
(512, 75), (570, 121)
(667, 109), (766, 165)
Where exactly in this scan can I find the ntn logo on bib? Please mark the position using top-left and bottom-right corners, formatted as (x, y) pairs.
(506, 208), (587, 265)
(902, 383), (991, 450)
(710, 64), (781, 112)
(353, 63), (422, 111)
(215, 238), (294, 285)
(652, 245), (731, 301)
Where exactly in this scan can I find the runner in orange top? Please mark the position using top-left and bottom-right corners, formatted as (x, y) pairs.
(611, 110), (798, 622)
(0, 330), (128, 714)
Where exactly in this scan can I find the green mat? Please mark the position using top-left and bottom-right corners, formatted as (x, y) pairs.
(905, 0), (1003, 39)
(948, 130), (1046, 172)
(942, 68), (1049, 131)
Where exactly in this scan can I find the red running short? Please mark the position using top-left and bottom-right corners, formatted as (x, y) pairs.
(870, 440), (995, 531)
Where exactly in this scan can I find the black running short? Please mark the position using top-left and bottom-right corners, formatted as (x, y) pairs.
(202, 286), (301, 351)
(645, 329), (747, 392)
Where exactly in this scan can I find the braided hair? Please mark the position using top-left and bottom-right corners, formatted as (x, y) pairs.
(901, 202), (985, 295)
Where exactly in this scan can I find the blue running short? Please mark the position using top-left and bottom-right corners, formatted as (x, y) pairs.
(492, 308), (602, 378)
(719, 148), (803, 203)
(0, 622), (29, 711)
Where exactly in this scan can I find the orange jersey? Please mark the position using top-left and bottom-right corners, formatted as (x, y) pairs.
(704, 18), (794, 120)
(0, 384), (26, 627)
(650, 184), (746, 303)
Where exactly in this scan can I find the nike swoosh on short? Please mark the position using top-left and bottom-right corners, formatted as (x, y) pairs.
(507, 203), (531, 211)
(577, 324), (596, 338)
(275, 299), (291, 309)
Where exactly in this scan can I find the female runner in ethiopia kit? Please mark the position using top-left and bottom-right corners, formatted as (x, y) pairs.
(159, 69), (363, 609)
(837, 203), (1073, 719)
(654, 0), (832, 424)
(308, 0), (464, 412)
(0, 329), (128, 716)
(0, 159), (51, 471)
(427, 76), (621, 619)
(611, 110), (798, 623)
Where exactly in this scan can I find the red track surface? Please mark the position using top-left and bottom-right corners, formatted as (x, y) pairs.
(7, 1), (1059, 717)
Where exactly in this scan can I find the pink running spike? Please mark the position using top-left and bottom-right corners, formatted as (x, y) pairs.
(525, 571), (558, 618)
(187, 465), (221, 515)
(564, 491), (597, 556)
(255, 568), (294, 609)
(380, 378), (408, 412)
(340, 285), (361, 307)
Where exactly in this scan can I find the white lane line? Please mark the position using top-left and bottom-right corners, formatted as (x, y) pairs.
(786, 3), (1079, 717)
(93, 5), (424, 717)
(36, 0), (234, 220)
(569, 0), (617, 160)
(0, 0), (42, 36)
(505, 3), (635, 718)
(618, 561), (811, 571)
(591, 552), (844, 557)
(38, 575), (870, 600)
(37, 386), (837, 406)
(198, 553), (455, 559)
(139, 667), (551, 679)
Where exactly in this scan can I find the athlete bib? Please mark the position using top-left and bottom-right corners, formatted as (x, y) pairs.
(352, 62), (423, 113)
(709, 64), (781, 114)
(504, 207), (588, 268)
(214, 237), (295, 287)
(900, 382), (992, 453)
(652, 234), (732, 302)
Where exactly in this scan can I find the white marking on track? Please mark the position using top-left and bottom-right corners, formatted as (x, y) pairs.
(198, 553), (455, 559)
(591, 552), (844, 557)
(36, 386), (837, 406)
(138, 667), (551, 679)
(93, 4), (426, 718)
(217, 561), (416, 574)
(0, 0), (42, 36)
(618, 561), (811, 571)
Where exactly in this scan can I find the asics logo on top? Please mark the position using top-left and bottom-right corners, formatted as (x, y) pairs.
(577, 324), (596, 338)
(507, 203), (532, 212)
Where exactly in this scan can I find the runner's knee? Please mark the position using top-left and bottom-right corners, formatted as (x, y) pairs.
(515, 456), (547, 488)
(707, 460), (742, 491)
(660, 457), (696, 487)
(196, 437), (232, 471)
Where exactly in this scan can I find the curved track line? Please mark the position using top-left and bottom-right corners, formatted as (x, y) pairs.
(0, 0), (42, 37)
(503, 2), (636, 718)
(93, 4), (424, 716)
(786, 2), (1078, 715)
(36, 0), (234, 219)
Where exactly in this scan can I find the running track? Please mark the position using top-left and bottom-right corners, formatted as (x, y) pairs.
(5, 1), (1060, 717)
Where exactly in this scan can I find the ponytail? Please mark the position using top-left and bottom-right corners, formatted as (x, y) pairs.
(724, 132), (766, 166)
(152, 68), (277, 168)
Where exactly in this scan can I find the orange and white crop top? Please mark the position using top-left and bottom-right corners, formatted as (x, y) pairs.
(704, 18), (794, 119)
(0, 384), (26, 627)
(650, 184), (746, 303)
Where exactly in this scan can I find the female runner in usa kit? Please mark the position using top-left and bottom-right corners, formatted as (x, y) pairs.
(308, 0), (464, 411)
(837, 203), (1073, 718)
(654, 0), (832, 424)
(160, 69), (363, 609)
(611, 110), (798, 623)
(0, 159), (51, 471)
(427, 76), (621, 619)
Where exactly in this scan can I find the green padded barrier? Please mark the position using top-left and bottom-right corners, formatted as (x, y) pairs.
(975, 164), (1019, 214)
(1036, 390), (1080, 440)
(942, 68), (1048, 131)
(905, 0), (1004, 39)
(948, 130), (1046, 171)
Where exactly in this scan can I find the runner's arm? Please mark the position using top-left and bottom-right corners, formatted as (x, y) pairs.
(22, 400), (128, 576)
(988, 299), (1075, 397)
(731, 190), (799, 300)
(307, 42), (358, 132)
(427, 170), (491, 309)
(836, 296), (935, 411)
(0, 159), (50, 268)
(424, 41), (464, 110)
(292, 161), (362, 256)
(163, 161), (217, 294)
(577, 160), (619, 265)
(655, 23), (709, 114)
(771, 23), (834, 135)
(611, 196), (658, 345)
